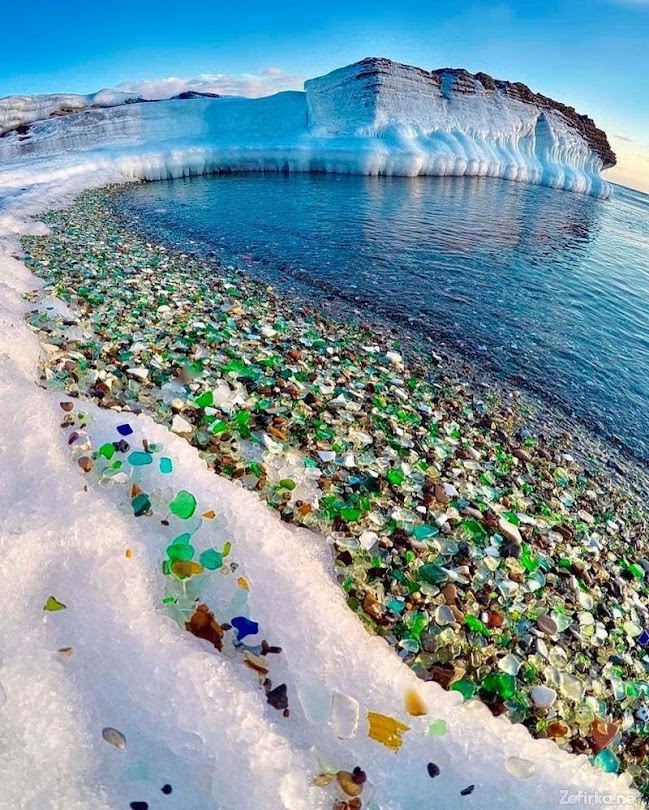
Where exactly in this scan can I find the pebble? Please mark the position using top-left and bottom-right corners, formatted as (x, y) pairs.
(498, 518), (522, 545)
(505, 757), (535, 779)
(266, 683), (289, 710)
(536, 615), (558, 635)
(126, 367), (149, 381)
(171, 414), (192, 434)
(336, 771), (363, 797)
(530, 685), (557, 708)
(441, 583), (457, 603)
(427, 762), (440, 778)
(102, 727), (126, 749)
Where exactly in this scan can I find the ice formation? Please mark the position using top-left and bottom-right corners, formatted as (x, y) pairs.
(0, 57), (614, 201)
(0, 57), (632, 809)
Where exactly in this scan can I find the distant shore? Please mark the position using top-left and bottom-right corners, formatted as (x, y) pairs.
(22, 186), (649, 797)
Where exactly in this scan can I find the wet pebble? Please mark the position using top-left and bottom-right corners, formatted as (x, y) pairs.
(102, 727), (126, 749)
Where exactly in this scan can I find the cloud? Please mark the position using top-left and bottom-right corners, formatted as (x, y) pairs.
(116, 68), (304, 100)
(612, 133), (635, 143)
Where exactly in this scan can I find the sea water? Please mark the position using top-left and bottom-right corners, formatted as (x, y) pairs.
(114, 174), (649, 460)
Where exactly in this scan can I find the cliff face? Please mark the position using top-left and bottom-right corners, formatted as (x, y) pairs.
(306, 57), (615, 169)
(436, 66), (615, 168)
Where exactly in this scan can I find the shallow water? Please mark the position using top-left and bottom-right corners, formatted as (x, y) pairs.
(114, 174), (649, 460)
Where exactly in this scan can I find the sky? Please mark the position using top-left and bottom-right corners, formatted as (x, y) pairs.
(1, 0), (647, 192)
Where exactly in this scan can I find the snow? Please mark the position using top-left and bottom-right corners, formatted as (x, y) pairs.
(0, 60), (611, 200)
(0, 91), (145, 136)
(0, 59), (633, 810)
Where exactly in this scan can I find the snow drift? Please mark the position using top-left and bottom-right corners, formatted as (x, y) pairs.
(0, 57), (614, 199)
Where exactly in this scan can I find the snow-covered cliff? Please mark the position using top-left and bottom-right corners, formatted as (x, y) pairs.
(0, 57), (614, 205)
(304, 58), (614, 196)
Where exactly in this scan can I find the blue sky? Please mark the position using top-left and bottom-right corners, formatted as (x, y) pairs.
(2, 0), (648, 190)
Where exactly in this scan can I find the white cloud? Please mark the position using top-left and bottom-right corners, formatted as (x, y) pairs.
(116, 68), (304, 100)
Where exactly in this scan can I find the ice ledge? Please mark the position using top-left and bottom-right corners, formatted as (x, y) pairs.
(0, 57), (614, 199)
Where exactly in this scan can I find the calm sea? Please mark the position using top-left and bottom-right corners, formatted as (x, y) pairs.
(114, 174), (649, 461)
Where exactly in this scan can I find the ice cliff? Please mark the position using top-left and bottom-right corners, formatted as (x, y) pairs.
(0, 57), (615, 210)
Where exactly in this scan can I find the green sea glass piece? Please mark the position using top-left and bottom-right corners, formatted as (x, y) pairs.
(199, 549), (223, 569)
(419, 563), (448, 585)
(196, 390), (214, 408)
(460, 519), (487, 543)
(132, 493), (151, 516)
(482, 672), (516, 699)
(451, 679), (476, 699)
(465, 615), (491, 637)
(427, 719), (448, 737)
(169, 490), (197, 519)
(593, 749), (619, 774)
(341, 506), (361, 522)
(44, 596), (66, 611)
(413, 524), (439, 540)
(167, 543), (194, 562)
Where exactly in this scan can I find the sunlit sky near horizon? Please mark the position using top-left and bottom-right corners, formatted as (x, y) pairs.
(1, 0), (648, 192)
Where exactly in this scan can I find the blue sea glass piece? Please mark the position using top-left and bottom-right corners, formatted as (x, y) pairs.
(231, 616), (259, 641)
(128, 451), (153, 466)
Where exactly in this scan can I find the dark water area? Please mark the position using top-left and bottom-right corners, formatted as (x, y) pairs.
(113, 173), (649, 462)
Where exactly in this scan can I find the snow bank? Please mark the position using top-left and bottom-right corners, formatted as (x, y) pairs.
(0, 58), (612, 199)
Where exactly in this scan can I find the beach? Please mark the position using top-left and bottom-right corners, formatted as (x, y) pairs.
(18, 184), (649, 801)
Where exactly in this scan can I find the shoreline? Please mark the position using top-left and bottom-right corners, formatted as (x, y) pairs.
(110, 178), (649, 482)
(21, 184), (649, 799)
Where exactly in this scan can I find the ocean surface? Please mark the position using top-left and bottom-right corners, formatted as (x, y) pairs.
(113, 174), (649, 461)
